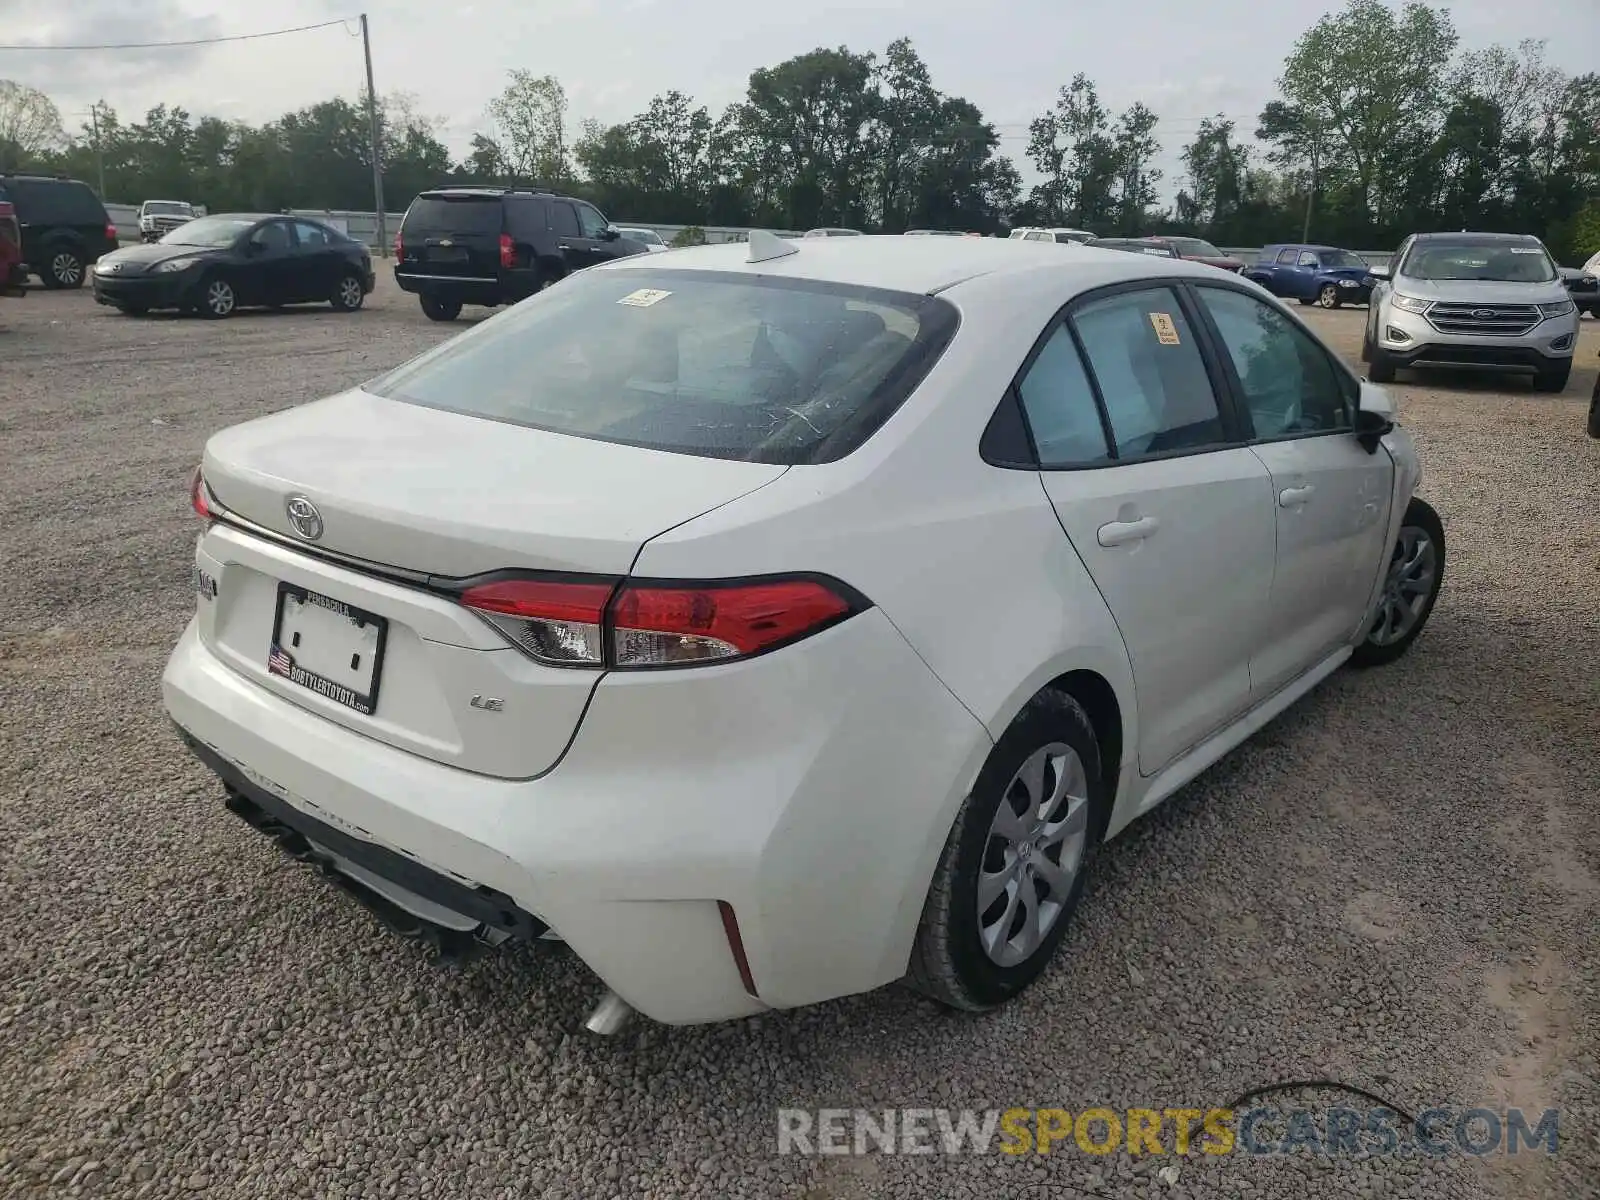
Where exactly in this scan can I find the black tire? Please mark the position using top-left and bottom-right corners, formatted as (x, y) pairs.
(420, 294), (461, 322)
(41, 245), (86, 290)
(1587, 382), (1600, 439)
(1351, 496), (1445, 668)
(331, 271), (366, 312)
(194, 274), (237, 319)
(907, 690), (1105, 1012)
(1532, 361), (1570, 394)
(1367, 343), (1397, 383)
(1317, 283), (1342, 308)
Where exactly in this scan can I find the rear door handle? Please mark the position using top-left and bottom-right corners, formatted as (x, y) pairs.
(1097, 516), (1159, 547)
(1279, 485), (1315, 507)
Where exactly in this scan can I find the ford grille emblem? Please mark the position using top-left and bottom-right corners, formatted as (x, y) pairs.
(285, 495), (324, 541)
(1471, 308), (1496, 319)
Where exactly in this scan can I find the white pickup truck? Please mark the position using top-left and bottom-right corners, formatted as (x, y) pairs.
(138, 200), (198, 242)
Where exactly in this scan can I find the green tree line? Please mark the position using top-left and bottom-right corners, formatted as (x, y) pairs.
(2, 0), (1596, 257)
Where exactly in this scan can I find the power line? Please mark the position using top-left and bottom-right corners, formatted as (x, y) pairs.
(0, 17), (356, 53)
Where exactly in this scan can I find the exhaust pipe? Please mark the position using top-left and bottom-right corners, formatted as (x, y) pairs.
(583, 990), (634, 1036)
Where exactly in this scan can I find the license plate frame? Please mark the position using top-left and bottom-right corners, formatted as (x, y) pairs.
(268, 583), (388, 716)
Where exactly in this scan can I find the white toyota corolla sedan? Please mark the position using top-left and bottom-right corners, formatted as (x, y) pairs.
(163, 232), (1445, 1029)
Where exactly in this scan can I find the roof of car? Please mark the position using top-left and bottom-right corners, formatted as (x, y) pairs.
(1411, 231), (1542, 245)
(596, 233), (1233, 295)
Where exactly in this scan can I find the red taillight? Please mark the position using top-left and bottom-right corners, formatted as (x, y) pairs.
(0, 201), (14, 218)
(394, 231), (403, 259)
(460, 578), (614, 665)
(612, 579), (852, 666)
(499, 233), (514, 269)
(457, 575), (860, 669)
(190, 466), (212, 520)
(106, 223), (119, 243)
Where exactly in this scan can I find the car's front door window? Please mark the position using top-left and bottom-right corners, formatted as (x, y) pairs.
(1194, 287), (1352, 439)
(574, 203), (609, 239)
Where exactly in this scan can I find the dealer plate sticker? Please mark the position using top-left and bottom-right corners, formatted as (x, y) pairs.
(268, 583), (387, 716)
(617, 288), (671, 307)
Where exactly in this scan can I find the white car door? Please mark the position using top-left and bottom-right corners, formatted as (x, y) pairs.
(1190, 284), (1394, 695)
(1017, 284), (1277, 774)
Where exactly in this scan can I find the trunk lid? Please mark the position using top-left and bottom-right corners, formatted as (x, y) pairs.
(202, 388), (789, 578)
(398, 193), (505, 280)
(197, 389), (787, 778)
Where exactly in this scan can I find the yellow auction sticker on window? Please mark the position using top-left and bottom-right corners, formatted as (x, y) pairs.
(1148, 312), (1181, 344)
(618, 288), (672, 307)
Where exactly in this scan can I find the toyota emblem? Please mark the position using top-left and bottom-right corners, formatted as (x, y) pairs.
(285, 495), (324, 541)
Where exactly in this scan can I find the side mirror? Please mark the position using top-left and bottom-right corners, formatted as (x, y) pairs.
(601, 225), (621, 242)
(1354, 383), (1395, 453)
(1366, 265), (1391, 281)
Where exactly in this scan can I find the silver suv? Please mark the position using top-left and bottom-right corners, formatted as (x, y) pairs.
(1363, 232), (1579, 392)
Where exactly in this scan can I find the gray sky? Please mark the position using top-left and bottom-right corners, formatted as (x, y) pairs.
(4, 0), (1597, 199)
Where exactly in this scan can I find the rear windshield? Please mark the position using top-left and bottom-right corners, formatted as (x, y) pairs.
(1402, 241), (1556, 283)
(1168, 237), (1225, 257)
(403, 195), (503, 236)
(367, 268), (959, 464)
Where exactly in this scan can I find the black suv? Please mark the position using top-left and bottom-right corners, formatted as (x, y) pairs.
(393, 186), (649, 320)
(0, 174), (119, 289)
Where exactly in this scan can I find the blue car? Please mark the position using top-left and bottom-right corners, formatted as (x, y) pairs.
(1245, 243), (1375, 308)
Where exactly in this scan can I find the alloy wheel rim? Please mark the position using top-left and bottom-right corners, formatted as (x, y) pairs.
(1320, 285), (1338, 307)
(207, 281), (234, 315)
(1368, 525), (1436, 646)
(339, 277), (363, 307)
(977, 742), (1090, 968)
(53, 252), (81, 285)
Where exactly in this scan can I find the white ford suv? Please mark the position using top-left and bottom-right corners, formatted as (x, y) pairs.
(163, 234), (1444, 1029)
(1363, 231), (1579, 392)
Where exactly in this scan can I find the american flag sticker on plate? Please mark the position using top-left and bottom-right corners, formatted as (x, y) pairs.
(268, 645), (293, 677)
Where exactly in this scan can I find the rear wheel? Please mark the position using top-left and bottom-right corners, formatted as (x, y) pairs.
(1317, 283), (1342, 308)
(1533, 361), (1570, 394)
(331, 271), (365, 312)
(420, 294), (461, 322)
(1351, 496), (1445, 668)
(907, 691), (1102, 1012)
(42, 246), (86, 290)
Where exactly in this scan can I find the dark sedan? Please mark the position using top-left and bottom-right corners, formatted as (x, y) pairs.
(90, 214), (375, 318)
(1138, 235), (1246, 275)
(1084, 237), (1180, 259)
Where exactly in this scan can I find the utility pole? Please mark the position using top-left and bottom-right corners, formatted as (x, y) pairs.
(1301, 130), (1320, 244)
(89, 102), (106, 198)
(360, 13), (388, 257)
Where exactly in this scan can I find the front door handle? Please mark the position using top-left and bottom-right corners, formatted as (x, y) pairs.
(1097, 516), (1159, 547)
(1278, 485), (1315, 507)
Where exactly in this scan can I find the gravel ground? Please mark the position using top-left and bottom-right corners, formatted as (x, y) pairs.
(1, 279), (1597, 1200)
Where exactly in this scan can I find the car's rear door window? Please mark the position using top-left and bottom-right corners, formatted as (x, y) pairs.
(367, 268), (959, 464)
(1016, 324), (1111, 466)
(1069, 287), (1227, 458)
(549, 203), (580, 237)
